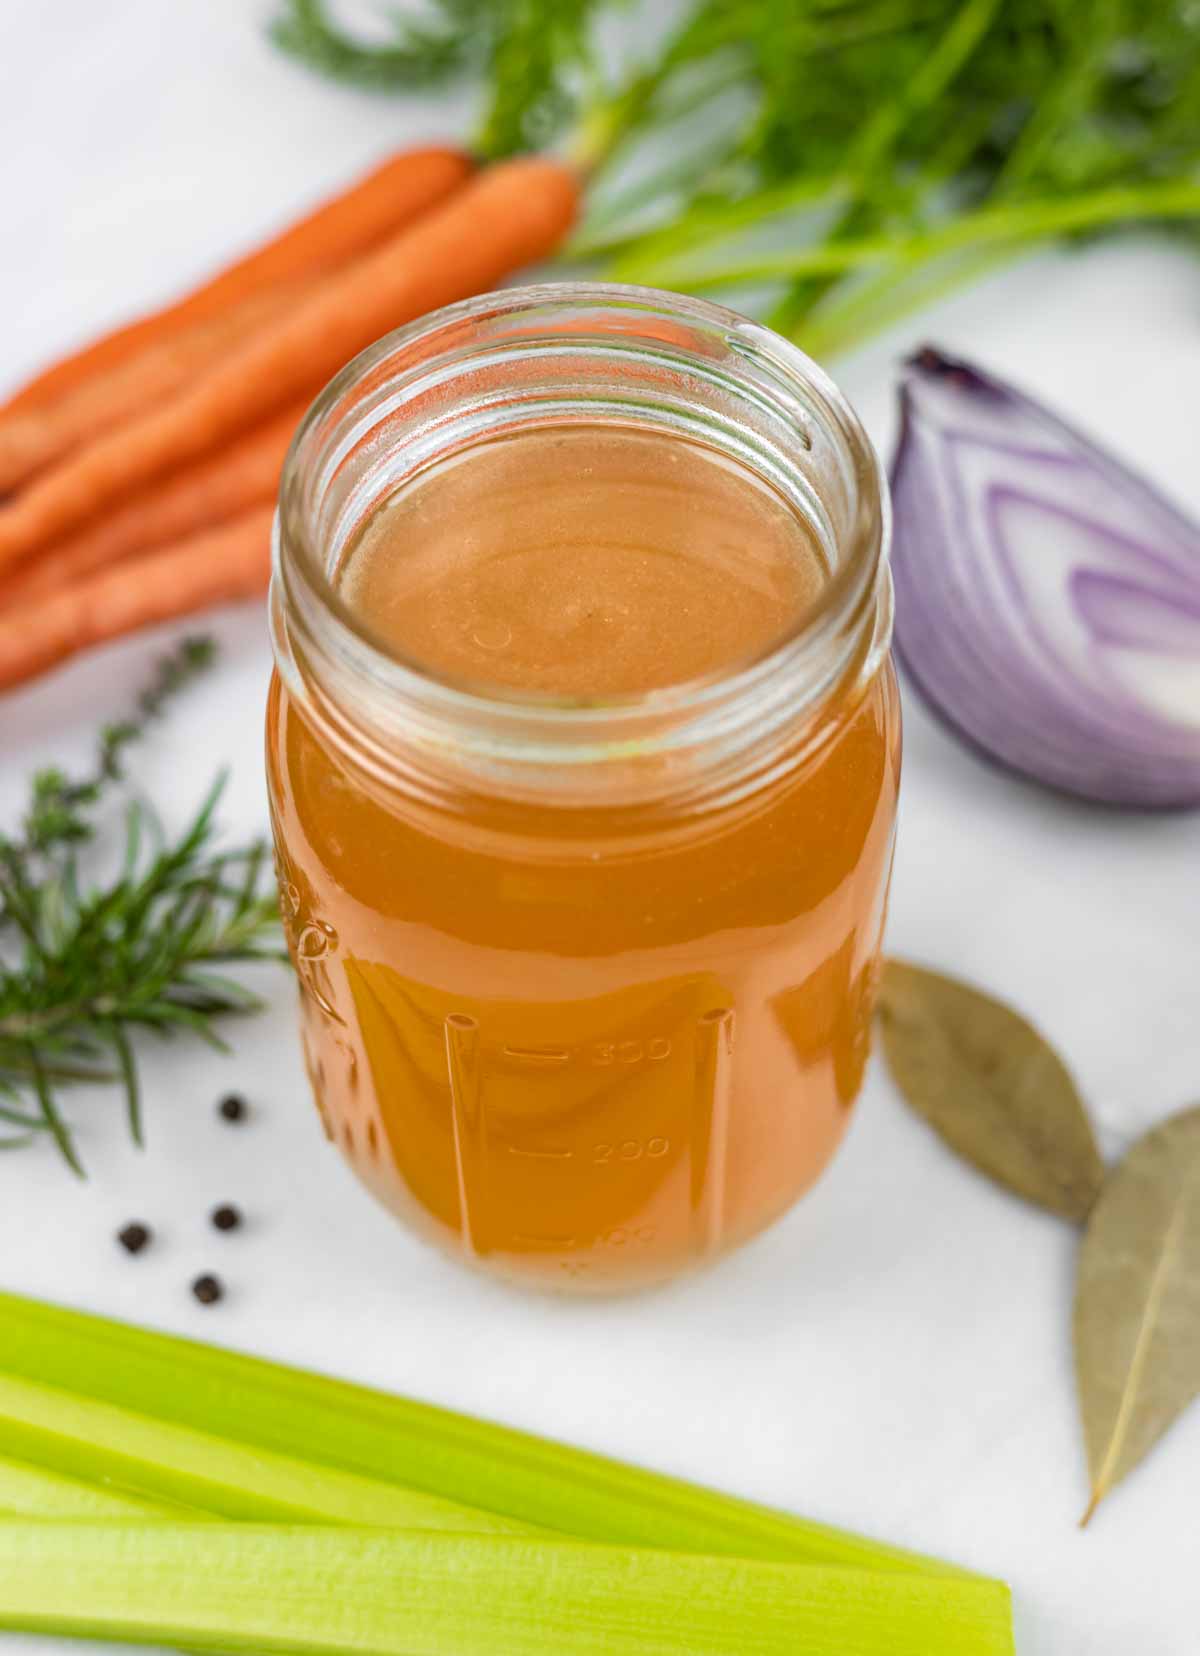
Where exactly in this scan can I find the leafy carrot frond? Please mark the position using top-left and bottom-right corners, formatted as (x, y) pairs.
(273, 0), (1200, 357)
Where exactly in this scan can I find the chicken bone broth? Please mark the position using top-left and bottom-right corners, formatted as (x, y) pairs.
(267, 288), (898, 1293)
(338, 425), (827, 697)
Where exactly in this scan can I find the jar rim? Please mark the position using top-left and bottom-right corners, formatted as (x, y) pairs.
(272, 282), (891, 806)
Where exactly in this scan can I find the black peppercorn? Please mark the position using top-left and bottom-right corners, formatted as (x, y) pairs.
(217, 1093), (248, 1123)
(117, 1222), (152, 1255)
(211, 1204), (242, 1232)
(191, 1273), (224, 1305)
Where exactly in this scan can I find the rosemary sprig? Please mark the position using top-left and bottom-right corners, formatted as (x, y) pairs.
(5, 636), (214, 885)
(0, 641), (283, 1174)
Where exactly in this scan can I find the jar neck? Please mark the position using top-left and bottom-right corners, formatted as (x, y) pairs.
(271, 284), (892, 815)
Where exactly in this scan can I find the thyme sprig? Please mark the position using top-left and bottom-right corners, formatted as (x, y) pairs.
(0, 641), (283, 1174)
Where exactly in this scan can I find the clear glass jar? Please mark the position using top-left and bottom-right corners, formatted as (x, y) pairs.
(266, 283), (899, 1292)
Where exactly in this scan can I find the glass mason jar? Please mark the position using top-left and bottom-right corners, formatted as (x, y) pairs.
(266, 283), (899, 1293)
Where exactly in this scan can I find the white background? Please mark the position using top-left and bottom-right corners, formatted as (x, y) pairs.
(2, 5), (1199, 1653)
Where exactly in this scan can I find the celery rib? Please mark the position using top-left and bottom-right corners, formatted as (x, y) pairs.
(0, 1453), (175, 1520)
(0, 1372), (529, 1535)
(0, 1522), (1016, 1656)
(0, 1289), (966, 1575)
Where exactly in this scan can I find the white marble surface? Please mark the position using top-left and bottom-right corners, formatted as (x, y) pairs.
(2, 5), (1199, 1653)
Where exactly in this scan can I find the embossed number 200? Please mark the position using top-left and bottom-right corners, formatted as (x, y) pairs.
(593, 1137), (670, 1163)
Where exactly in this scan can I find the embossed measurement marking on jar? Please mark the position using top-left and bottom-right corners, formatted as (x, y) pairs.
(509, 1226), (658, 1253)
(598, 1225), (656, 1246)
(444, 1006), (734, 1263)
(503, 1137), (673, 1161)
(500, 1039), (673, 1069)
(501, 1045), (570, 1067)
(593, 1137), (670, 1162)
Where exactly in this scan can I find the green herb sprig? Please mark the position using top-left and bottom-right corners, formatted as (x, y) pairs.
(272, 0), (1200, 358)
(270, 0), (605, 158)
(0, 641), (282, 1174)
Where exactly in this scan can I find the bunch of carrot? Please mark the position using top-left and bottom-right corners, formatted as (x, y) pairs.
(0, 148), (579, 692)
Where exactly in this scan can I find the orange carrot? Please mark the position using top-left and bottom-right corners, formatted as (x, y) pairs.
(0, 506), (275, 692)
(0, 157), (580, 575)
(0, 406), (304, 605)
(2, 147), (473, 417)
(0, 288), (307, 493)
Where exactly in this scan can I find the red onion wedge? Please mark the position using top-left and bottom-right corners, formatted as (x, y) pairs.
(889, 348), (1200, 809)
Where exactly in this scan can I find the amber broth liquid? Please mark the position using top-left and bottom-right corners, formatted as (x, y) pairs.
(267, 423), (899, 1290)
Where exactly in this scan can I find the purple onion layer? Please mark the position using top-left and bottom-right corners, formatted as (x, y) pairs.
(890, 348), (1200, 809)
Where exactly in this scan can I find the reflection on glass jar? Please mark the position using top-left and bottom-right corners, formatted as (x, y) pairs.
(267, 283), (899, 1292)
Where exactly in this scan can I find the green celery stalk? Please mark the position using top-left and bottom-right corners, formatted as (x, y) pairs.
(0, 1290), (965, 1575)
(0, 1522), (1016, 1656)
(0, 1454), (177, 1519)
(0, 1372), (529, 1534)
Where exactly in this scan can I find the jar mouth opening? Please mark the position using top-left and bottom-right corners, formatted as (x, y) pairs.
(294, 462), (835, 718)
(276, 282), (887, 727)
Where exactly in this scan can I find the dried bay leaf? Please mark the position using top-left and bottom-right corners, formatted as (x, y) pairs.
(1075, 1104), (1200, 1524)
(877, 959), (1105, 1221)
